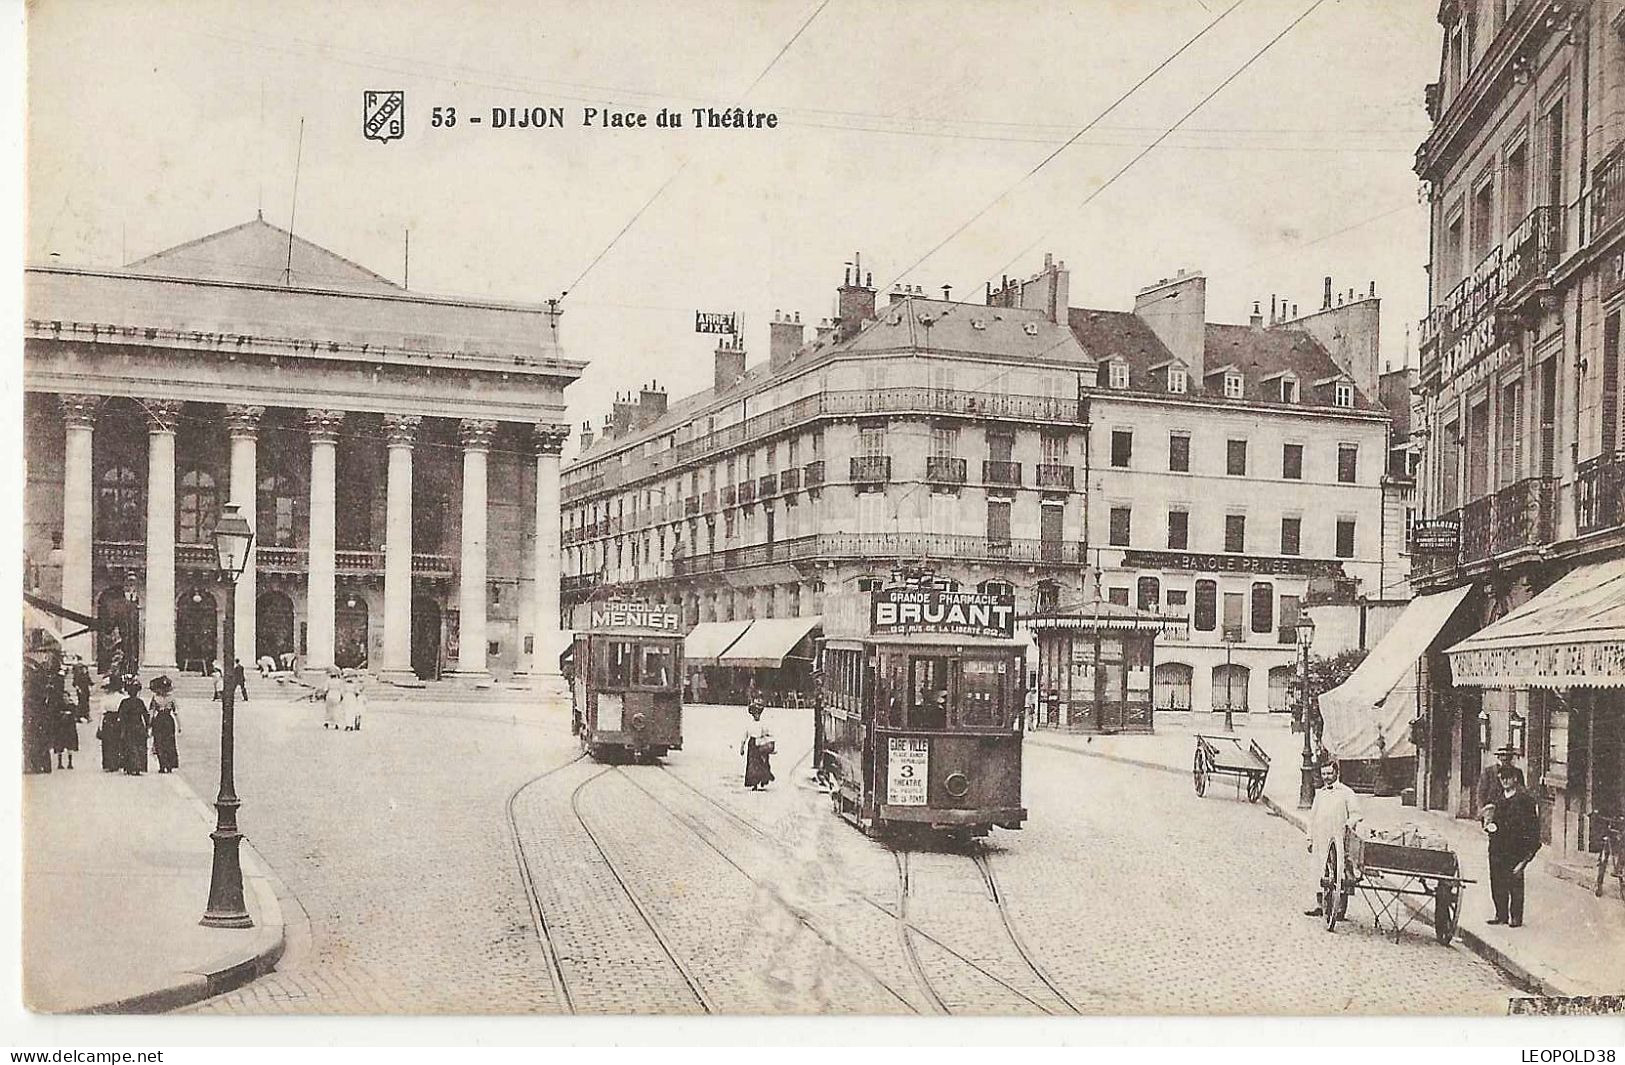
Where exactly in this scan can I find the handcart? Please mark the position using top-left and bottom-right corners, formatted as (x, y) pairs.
(1192, 734), (1270, 803)
(1321, 822), (1475, 945)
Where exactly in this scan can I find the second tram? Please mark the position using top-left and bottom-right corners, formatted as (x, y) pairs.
(815, 585), (1027, 837)
(570, 601), (684, 762)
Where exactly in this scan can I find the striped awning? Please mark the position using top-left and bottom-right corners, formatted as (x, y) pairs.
(682, 620), (753, 665)
(1446, 559), (1625, 689)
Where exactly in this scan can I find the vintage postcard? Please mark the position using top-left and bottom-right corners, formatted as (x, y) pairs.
(14, 0), (1625, 1028)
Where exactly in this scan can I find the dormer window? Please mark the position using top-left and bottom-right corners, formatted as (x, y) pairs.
(1224, 372), (1244, 399)
(1168, 367), (1187, 395)
(1109, 361), (1129, 389)
(1279, 375), (1299, 403)
(1335, 381), (1355, 408)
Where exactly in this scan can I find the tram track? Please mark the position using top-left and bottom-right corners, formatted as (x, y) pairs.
(503, 750), (588, 1014)
(970, 847), (1082, 1015)
(893, 851), (948, 1013)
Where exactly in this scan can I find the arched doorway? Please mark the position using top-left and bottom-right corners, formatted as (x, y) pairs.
(176, 588), (218, 674)
(411, 596), (442, 680)
(1268, 665), (1296, 713)
(256, 590), (296, 663)
(335, 592), (369, 670)
(1154, 662), (1193, 711)
(1213, 663), (1250, 714)
(96, 586), (136, 674)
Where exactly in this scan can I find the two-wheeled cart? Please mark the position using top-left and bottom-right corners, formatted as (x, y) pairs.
(1192, 733), (1270, 803)
(1320, 823), (1475, 945)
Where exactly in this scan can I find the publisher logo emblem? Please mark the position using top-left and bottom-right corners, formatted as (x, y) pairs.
(363, 90), (405, 143)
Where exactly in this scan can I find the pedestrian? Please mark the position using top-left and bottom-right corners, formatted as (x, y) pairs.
(320, 667), (347, 730)
(96, 694), (123, 773)
(232, 659), (249, 702)
(210, 660), (223, 702)
(72, 663), (92, 722)
(22, 652), (56, 774)
(1485, 763), (1540, 927)
(119, 678), (150, 776)
(740, 700), (775, 791)
(52, 694), (79, 770)
(1476, 744), (1526, 819)
(149, 675), (180, 773)
(1303, 757), (1358, 917)
(344, 676), (367, 731)
(257, 653), (276, 677)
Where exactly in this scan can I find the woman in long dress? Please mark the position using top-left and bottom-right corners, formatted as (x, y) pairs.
(52, 695), (79, 770)
(97, 696), (123, 772)
(740, 700), (774, 791)
(343, 677), (367, 732)
(119, 679), (150, 776)
(321, 669), (347, 730)
(149, 675), (180, 773)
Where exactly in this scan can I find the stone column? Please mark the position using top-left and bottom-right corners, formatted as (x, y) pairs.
(451, 419), (497, 682)
(141, 400), (185, 671)
(530, 423), (571, 696)
(226, 405), (264, 669)
(59, 395), (102, 624)
(304, 410), (345, 674)
(379, 414), (420, 683)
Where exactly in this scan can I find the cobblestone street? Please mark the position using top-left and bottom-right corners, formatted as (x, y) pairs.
(179, 697), (1516, 1015)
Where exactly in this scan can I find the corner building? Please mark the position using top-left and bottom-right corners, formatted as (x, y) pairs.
(561, 256), (1395, 721)
(23, 218), (583, 687)
(1411, 0), (1625, 857)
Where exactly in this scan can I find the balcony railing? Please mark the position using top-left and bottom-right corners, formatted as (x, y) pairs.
(780, 467), (801, 493)
(1596, 144), (1625, 239)
(720, 485), (737, 507)
(1493, 476), (1556, 553)
(851, 456), (892, 483)
(983, 460), (1022, 486)
(926, 456), (967, 484)
(1502, 205), (1563, 299)
(670, 531), (1088, 576)
(702, 489), (717, 512)
(737, 481), (758, 505)
(1161, 616), (1191, 642)
(1461, 495), (1494, 563)
(804, 460), (825, 488)
(684, 496), (700, 517)
(1577, 454), (1625, 535)
(1036, 463), (1075, 489)
(561, 573), (600, 594)
(757, 473), (778, 498)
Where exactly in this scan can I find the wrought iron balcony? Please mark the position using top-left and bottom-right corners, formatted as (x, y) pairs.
(737, 480), (758, 505)
(757, 473), (778, 497)
(1036, 463), (1075, 489)
(702, 489), (717, 512)
(804, 460), (825, 488)
(1461, 495), (1494, 563)
(684, 496), (700, 517)
(851, 456), (892, 483)
(1577, 454), (1625, 535)
(670, 530), (1087, 576)
(1492, 476), (1556, 554)
(779, 467), (801, 493)
(1596, 144), (1625, 240)
(720, 484), (737, 507)
(1502, 205), (1563, 301)
(982, 460), (1022, 487)
(926, 456), (967, 484)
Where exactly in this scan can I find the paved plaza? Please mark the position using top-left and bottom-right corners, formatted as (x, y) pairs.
(85, 693), (1522, 1015)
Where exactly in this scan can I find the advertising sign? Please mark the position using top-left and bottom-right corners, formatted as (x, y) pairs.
(1410, 518), (1461, 554)
(871, 589), (1016, 639)
(694, 311), (738, 335)
(887, 736), (929, 806)
(590, 602), (682, 632)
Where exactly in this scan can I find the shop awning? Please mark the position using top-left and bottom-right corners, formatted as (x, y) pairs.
(719, 616), (824, 669)
(1446, 558), (1625, 688)
(682, 619), (754, 665)
(1321, 586), (1472, 761)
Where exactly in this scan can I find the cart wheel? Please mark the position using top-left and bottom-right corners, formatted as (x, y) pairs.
(1321, 849), (1340, 932)
(1193, 750), (1207, 797)
(1433, 881), (1460, 946)
(1246, 773), (1265, 803)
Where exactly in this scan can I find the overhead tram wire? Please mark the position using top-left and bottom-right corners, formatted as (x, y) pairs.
(883, 0), (1247, 292)
(558, 0), (831, 302)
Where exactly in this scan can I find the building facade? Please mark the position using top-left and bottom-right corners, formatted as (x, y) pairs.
(561, 256), (1395, 720)
(1412, 0), (1624, 856)
(23, 218), (582, 687)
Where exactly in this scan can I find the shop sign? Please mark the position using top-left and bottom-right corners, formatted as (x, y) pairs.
(1410, 518), (1461, 554)
(871, 588), (1016, 638)
(1121, 549), (1346, 578)
(887, 736), (929, 806)
(590, 602), (681, 632)
(694, 311), (739, 335)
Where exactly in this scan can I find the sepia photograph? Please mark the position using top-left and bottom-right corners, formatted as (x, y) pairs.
(9, 0), (1625, 1038)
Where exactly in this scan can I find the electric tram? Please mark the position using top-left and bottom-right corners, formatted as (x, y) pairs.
(570, 601), (684, 762)
(814, 580), (1028, 837)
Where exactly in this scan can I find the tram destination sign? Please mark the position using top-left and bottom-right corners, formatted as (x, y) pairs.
(871, 589), (1016, 639)
(590, 602), (681, 632)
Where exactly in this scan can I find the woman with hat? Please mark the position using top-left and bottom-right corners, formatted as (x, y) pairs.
(96, 687), (123, 773)
(740, 700), (775, 791)
(149, 675), (181, 774)
(118, 678), (151, 776)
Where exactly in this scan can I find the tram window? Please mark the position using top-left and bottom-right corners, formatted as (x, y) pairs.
(909, 656), (950, 730)
(638, 644), (676, 688)
(598, 640), (635, 687)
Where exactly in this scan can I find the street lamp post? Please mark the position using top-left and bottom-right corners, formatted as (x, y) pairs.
(1296, 612), (1318, 810)
(201, 502), (255, 929)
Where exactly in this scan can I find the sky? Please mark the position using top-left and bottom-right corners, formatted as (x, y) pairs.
(26, 0), (1440, 456)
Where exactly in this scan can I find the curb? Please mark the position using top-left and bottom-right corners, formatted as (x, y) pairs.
(1032, 736), (1575, 998)
(76, 774), (289, 1015)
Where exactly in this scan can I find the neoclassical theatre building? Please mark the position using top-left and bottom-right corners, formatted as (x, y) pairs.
(23, 218), (582, 686)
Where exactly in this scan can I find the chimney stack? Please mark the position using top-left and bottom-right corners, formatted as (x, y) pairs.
(1134, 270), (1207, 385)
(610, 392), (636, 438)
(835, 252), (877, 342)
(815, 317), (836, 344)
(1250, 301), (1264, 328)
(769, 309), (805, 370)
(579, 420), (595, 451)
(1323, 276), (1333, 311)
(714, 334), (747, 393)
(637, 380), (668, 425)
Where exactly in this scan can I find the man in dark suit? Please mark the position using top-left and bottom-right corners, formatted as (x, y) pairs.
(1476, 743), (1525, 819)
(1485, 763), (1541, 928)
(232, 659), (249, 702)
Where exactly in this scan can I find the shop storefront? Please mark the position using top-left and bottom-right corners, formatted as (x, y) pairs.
(1026, 603), (1168, 734)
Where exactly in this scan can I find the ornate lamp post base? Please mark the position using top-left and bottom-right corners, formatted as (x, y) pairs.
(201, 820), (253, 928)
(1298, 753), (1318, 810)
